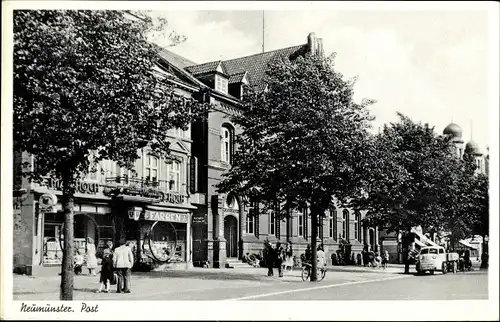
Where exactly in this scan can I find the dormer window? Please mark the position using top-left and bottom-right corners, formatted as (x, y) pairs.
(216, 75), (228, 94)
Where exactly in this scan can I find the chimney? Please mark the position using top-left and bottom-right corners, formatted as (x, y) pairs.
(316, 38), (324, 56)
(307, 32), (317, 56)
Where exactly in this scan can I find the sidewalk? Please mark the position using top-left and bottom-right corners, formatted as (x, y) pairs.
(12, 267), (389, 301)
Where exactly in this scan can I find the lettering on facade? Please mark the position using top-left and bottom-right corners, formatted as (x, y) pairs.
(192, 214), (207, 225)
(144, 210), (189, 223)
(222, 208), (239, 217)
(189, 156), (198, 194)
(46, 178), (99, 195)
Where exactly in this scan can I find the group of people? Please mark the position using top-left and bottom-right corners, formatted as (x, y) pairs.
(361, 247), (390, 268)
(70, 237), (135, 294)
(264, 241), (294, 277)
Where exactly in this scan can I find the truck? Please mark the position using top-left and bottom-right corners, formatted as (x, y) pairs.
(415, 246), (459, 275)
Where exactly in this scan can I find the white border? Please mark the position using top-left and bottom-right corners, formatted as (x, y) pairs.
(1, 1), (499, 321)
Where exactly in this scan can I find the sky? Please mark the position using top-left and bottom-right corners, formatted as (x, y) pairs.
(148, 8), (494, 153)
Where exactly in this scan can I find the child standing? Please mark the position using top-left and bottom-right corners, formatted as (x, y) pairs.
(96, 242), (114, 293)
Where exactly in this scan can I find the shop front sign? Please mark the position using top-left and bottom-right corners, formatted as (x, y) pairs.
(144, 210), (189, 223)
(45, 178), (100, 195)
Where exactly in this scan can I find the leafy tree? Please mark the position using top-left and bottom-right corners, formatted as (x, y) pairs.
(352, 113), (478, 274)
(218, 53), (374, 281)
(14, 10), (204, 300)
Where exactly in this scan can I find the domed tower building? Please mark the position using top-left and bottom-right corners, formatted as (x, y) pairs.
(443, 123), (464, 158)
(465, 140), (485, 174)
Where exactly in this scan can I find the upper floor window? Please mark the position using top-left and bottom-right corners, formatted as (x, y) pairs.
(145, 155), (159, 183)
(215, 75), (228, 94)
(221, 126), (233, 164)
(168, 160), (181, 191)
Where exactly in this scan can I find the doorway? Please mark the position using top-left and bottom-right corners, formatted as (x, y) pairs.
(224, 216), (238, 258)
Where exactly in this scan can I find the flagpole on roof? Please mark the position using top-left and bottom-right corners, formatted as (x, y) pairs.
(262, 11), (265, 53)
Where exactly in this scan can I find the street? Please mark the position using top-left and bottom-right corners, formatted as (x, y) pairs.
(12, 267), (488, 301)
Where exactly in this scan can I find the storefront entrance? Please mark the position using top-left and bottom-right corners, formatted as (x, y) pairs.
(224, 216), (238, 258)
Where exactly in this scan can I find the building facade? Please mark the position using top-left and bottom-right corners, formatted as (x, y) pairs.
(13, 66), (200, 274)
(14, 32), (385, 274)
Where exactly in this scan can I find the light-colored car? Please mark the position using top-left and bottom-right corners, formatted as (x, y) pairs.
(416, 246), (447, 275)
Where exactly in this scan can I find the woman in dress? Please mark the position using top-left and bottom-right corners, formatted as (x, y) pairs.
(96, 241), (114, 293)
(283, 242), (294, 272)
(86, 237), (98, 276)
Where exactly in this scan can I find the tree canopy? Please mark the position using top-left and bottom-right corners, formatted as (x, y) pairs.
(351, 113), (488, 272)
(218, 53), (375, 280)
(14, 10), (203, 186)
(13, 10), (204, 299)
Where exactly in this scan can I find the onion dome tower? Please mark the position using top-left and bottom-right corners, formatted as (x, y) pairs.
(443, 123), (464, 158)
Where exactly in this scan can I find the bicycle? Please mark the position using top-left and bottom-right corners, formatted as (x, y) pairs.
(301, 261), (326, 281)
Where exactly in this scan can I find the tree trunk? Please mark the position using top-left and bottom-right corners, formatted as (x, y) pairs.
(310, 209), (318, 281)
(60, 175), (75, 300)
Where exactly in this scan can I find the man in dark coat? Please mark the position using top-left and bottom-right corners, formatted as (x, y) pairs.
(265, 243), (275, 276)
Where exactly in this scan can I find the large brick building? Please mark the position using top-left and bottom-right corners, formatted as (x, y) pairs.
(13, 32), (392, 274)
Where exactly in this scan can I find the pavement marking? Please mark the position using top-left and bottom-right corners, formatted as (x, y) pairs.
(222, 275), (411, 301)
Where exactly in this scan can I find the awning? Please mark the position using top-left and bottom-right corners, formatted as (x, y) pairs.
(459, 240), (479, 250)
(414, 238), (426, 247)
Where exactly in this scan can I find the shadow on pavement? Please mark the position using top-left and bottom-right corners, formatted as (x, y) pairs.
(132, 271), (269, 281)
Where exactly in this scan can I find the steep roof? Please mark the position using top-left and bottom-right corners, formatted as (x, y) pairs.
(221, 44), (308, 90)
(156, 47), (198, 70)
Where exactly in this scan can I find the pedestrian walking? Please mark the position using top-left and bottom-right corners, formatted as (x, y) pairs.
(382, 250), (389, 269)
(96, 241), (114, 293)
(305, 244), (312, 262)
(282, 242), (294, 272)
(85, 237), (98, 276)
(113, 238), (134, 294)
(265, 242), (275, 276)
(74, 249), (84, 275)
(317, 246), (326, 268)
(275, 242), (285, 277)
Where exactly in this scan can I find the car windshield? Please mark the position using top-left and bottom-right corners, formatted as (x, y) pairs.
(428, 248), (438, 254)
(421, 249), (429, 254)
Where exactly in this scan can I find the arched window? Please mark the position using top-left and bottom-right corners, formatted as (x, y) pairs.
(221, 126), (233, 164)
(329, 207), (337, 241)
(342, 209), (349, 240)
(298, 210), (305, 237)
(354, 211), (361, 241)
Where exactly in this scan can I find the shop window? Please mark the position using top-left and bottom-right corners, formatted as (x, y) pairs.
(221, 126), (233, 164)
